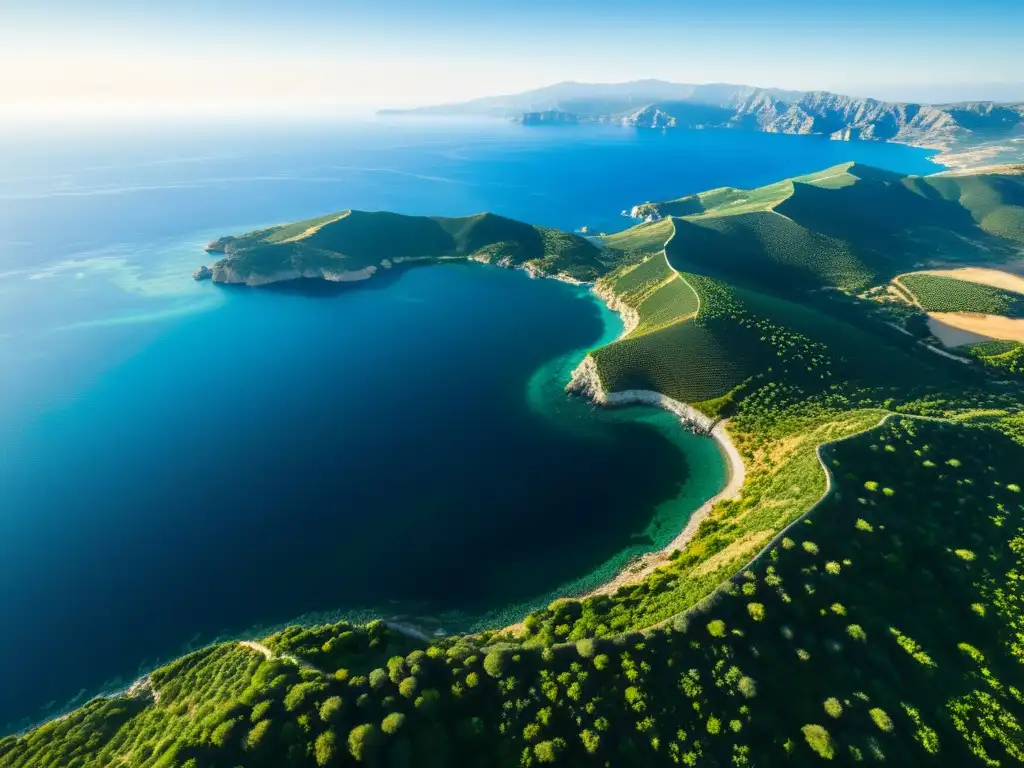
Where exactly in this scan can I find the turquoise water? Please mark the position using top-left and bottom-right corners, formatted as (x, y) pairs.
(0, 119), (939, 731)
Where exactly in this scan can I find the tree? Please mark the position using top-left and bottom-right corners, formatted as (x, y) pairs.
(348, 723), (381, 762)
(869, 708), (894, 732)
(483, 650), (507, 679)
(707, 620), (727, 638)
(369, 668), (389, 691)
(398, 676), (418, 699)
(576, 638), (597, 658)
(320, 696), (343, 723)
(801, 724), (835, 759)
(534, 738), (566, 764)
(738, 676), (757, 698)
(387, 656), (406, 684)
(847, 624), (867, 642)
(315, 729), (337, 766)
(245, 719), (273, 752)
(381, 712), (406, 735)
(210, 718), (241, 748)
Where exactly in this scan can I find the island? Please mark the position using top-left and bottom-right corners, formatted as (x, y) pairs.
(7, 163), (1024, 768)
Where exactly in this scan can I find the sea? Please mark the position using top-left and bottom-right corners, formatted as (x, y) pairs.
(0, 116), (939, 732)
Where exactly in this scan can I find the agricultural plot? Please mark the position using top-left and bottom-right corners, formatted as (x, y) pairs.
(631, 276), (700, 334)
(598, 253), (676, 307)
(599, 217), (675, 259)
(897, 273), (1024, 316)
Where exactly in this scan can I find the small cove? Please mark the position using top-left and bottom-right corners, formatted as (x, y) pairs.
(0, 259), (726, 733)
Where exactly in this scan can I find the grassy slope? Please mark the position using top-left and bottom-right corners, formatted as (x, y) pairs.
(641, 163), (1024, 297)
(11, 164), (1024, 767)
(210, 211), (606, 283)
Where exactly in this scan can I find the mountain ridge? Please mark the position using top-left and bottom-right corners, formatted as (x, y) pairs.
(381, 80), (1024, 164)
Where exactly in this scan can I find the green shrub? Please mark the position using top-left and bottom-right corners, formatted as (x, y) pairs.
(824, 698), (843, 718)
(315, 729), (337, 767)
(869, 708), (894, 732)
(348, 723), (380, 762)
(381, 712), (406, 735)
(707, 620), (727, 638)
(802, 724), (835, 759)
(483, 650), (507, 678)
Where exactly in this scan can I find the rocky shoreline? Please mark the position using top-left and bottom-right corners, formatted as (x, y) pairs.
(554, 283), (747, 600)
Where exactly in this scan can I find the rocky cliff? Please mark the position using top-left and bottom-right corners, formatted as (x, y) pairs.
(613, 90), (1022, 150)
(394, 80), (1024, 156)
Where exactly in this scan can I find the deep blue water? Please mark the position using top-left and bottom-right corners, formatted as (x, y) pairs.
(0, 118), (939, 731)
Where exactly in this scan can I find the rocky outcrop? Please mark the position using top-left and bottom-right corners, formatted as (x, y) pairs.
(625, 203), (662, 221)
(622, 106), (679, 129)
(209, 264), (377, 287)
(192, 265), (213, 281)
(592, 279), (639, 336)
(566, 355), (715, 435)
(204, 237), (236, 255)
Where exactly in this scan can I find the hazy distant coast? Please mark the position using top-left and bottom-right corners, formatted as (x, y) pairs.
(381, 79), (1024, 167)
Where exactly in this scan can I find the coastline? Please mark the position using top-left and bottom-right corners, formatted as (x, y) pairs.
(562, 354), (746, 600)
(549, 276), (747, 600)
(195, 236), (747, 625)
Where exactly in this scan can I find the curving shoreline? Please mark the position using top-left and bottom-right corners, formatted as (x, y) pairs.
(556, 285), (747, 600)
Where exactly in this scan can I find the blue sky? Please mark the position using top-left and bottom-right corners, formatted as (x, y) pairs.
(1, 0), (1022, 116)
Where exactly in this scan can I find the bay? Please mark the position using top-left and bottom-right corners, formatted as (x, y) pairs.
(0, 118), (939, 731)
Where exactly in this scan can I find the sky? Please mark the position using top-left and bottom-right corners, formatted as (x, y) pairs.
(1, 0), (1022, 118)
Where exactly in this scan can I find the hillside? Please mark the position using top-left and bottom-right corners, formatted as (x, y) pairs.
(199, 211), (606, 286)
(26, 164), (1024, 767)
(381, 80), (1024, 162)
(628, 162), (1024, 294)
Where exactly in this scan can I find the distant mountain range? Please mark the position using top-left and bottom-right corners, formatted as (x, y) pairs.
(380, 80), (1024, 160)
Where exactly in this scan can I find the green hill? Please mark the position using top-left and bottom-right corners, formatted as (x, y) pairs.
(632, 162), (1024, 295)
(204, 211), (606, 285)
(21, 164), (1024, 767)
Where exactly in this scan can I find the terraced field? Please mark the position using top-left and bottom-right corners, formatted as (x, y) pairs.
(897, 273), (1024, 316)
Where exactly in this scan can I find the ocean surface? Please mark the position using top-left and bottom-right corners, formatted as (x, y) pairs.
(0, 117), (939, 731)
